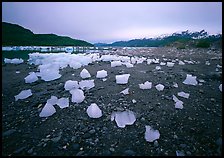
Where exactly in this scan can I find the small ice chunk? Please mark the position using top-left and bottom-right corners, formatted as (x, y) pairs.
(39, 103), (56, 117)
(79, 80), (95, 90)
(16, 71), (20, 74)
(70, 89), (85, 103)
(86, 103), (102, 118)
(183, 74), (198, 86)
(176, 150), (185, 156)
(177, 92), (190, 99)
(124, 62), (134, 68)
(167, 62), (174, 67)
(111, 110), (136, 128)
(205, 61), (210, 65)
(160, 62), (166, 66)
(69, 62), (82, 69)
(115, 74), (130, 84)
(56, 98), (69, 109)
(47, 96), (58, 105)
(139, 81), (152, 89)
(96, 70), (108, 78)
(155, 66), (161, 70)
(145, 125), (160, 142)
(80, 68), (91, 79)
(111, 61), (122, 67)
(219, 84), (222, 92)
(173, 82), (178, 88)
(24, 72), (38, 83)
(155, 84), (165, 91)
(217, 64), (222, 68)
(198, 79), (205, 83)
(173, 95), (184, 109)
(4, 58), (24, 64)
(64, 80), (79, 91)
(178, 60), (185, 65)
(102, 78), (107, 82)
(132, 99), (137, 103)
(120, 88), (129, 95)
(40, 70), (61, 82)
(15, 89), (32, 101)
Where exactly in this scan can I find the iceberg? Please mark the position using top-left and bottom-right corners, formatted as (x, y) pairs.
(70, 89), (85, 103)
(96, 70), (108, 78)
(79, 80), (95, 90)
(177, 92), (190, 99)
(155, 84), (165, 91)
(39, 103), (56, 117)
(115, 74), (130, 84)
(80, 68), (91, 79)
(139, 81), (152, 90)
(64, 80), (79, 91)
(144, 125), (160, 142)
(56, 98), (69, 109)
(15, 89), (32, 101)
(111, 110), (136, 128)
(183, 74), (198, 86)
(86, 103), (102, 118)
(120, 88), (129, 95)
(24, 72), (38, 83)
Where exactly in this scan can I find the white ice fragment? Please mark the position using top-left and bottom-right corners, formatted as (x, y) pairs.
(147, 59), (153, 65)
(47, 96), (58, 105)
(56, 98), (69, 109)
(155, 66), (161, 70)
(183, 74), (198, 86)
(160, 62), (166, 66)
(178, 60), (185, 65)
(96, 70), (108, 78)
(120, 88), (129, 95)
(4, 58), (24, 64)
(173, 82), (178, 88)
(176, 150), (185, 156)
(39, 103), (56, 117)
(69, 62), (82, 69)
(144, 125), (160, 142)
(86, 103), (102, 118)
(64, 80), (79, 91)
(80, 68), (91, 79)
(24, 72), (38, 83)
(217, 64), (222, 68)
(79, 80), (95, 90)
(155, 84), (165, 91)
(111, 61), (122, 67)
(70, 89), (85, 103)
(177, 92), (190, 99)
(219, 84), (222, 92)
(167, 62), (175, 67)
(173, 95), (184, 109)
(205, 61), (210, 65)
(132, 99), (137, 103)
(139, 81), (152, 90)
(198, 79), (205, 83)
(111, 110), (136, 128)
(15, 89), (32, 101)
(123, 62), (134, 68)
(115, 74), (130, 84)
(102, 78), (107, 82)
(15, 71), (20, 74)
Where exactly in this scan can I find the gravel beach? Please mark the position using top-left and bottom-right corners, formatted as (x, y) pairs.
(2, 47), (222, 156)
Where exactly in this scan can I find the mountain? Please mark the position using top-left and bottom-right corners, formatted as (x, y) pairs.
(95, 30), (222, 48)
(2, 22), (93, 46)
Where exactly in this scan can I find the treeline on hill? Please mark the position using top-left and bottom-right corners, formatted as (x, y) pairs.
(95, 30), (222, 49)
(2, 22), (93, 46)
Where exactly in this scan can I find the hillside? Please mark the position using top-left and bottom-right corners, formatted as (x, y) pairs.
(95, 30), (222, 49)
(2, 22), (93, 46)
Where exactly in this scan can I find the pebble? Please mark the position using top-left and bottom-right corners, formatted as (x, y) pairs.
(76, 151), (84, 156)
(3, 129), (16, 137)
(186, 151), (191, 155)
(123, 149), (136, 156)
(89, 129), (96, 135)
(210, 98), (216, 102)
(180, 144), (187, 148)
(13, 146), (26, 154)
(109, 147), (115, 152)
(102, 150), (111, 156)
(27, 148), (33, 154)
(154, 140), (159, 147)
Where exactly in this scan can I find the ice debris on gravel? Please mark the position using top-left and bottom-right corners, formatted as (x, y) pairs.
(173, 95), (184, 109)
(86, 103), (102, 118)
(155, 84), (165, 91)
(24, 72), (38, 83)
(70, 89), (85, 103)
(111, 61), (122, 67)
(64, 80), (79, 91)
(173, 82), (178, 88)
(4, 58), (24, 64)
(96, 70), (108, 78)
(219, 84), (222, 92)
(115, 74), (130, 84)
(80, 68), (91, 79)
(56, 98), (69, 109)
(139, 81), (152, 90)
(111, 110), (136, 128)
(39, 103), (56, 117)
(177, 92), (190, 99)
(145, 125), (160, 142)
(183, 74), (198, 85)
(15, 89), (32, 101)
(120, 88), (129, 95)
(38, 64), (61, 81)
(79, 80), (95, 90)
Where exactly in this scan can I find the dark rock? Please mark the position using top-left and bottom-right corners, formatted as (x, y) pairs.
(72, 143), (80, 150)
(83, 133), (91, 139)
(3, 129), (16, 137)
(89, 129), (96, 135)
(102, 150), (111, 156)
(13, 146), (26, 154)
(123, 149), (136, 156)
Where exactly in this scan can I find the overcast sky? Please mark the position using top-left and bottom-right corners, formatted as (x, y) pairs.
(2, 2), (222, 44)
